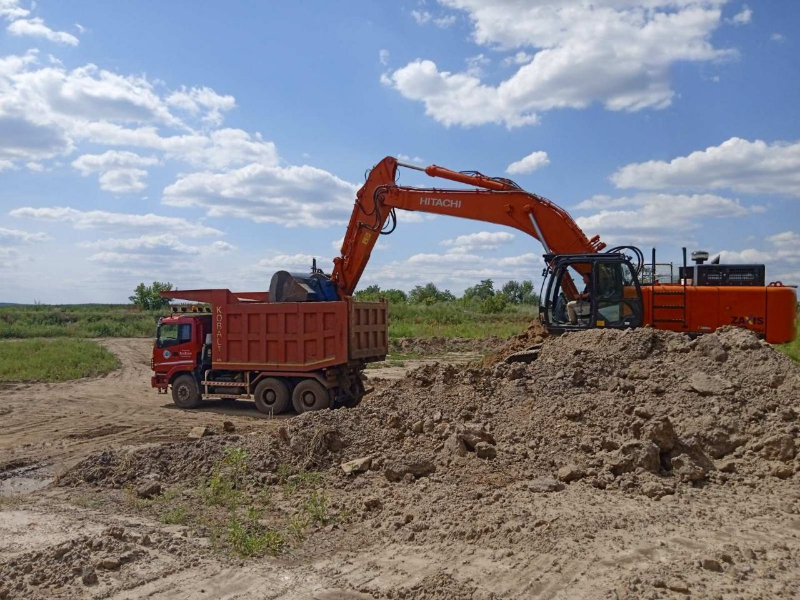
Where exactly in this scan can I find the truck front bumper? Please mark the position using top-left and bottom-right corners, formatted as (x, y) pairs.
(151, 374), (169, 391)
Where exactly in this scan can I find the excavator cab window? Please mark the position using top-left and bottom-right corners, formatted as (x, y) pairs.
(541, 254), (643, 332)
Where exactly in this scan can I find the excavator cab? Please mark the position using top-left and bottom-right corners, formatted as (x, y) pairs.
(540, 252), (644, 332)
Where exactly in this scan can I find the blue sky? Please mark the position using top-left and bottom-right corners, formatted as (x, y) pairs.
(1, 0), (798, 303)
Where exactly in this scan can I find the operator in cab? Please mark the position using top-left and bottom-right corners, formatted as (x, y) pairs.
(567, 272), (592, 325)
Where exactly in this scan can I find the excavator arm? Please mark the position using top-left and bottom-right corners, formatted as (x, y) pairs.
(331, 156), (605, 297)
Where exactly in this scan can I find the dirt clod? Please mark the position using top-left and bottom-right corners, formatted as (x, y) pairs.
(135, 481), (162, 499)
(188, 426), (211, 439)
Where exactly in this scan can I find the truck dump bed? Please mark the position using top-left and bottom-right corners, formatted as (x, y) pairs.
(164, 289), (388, 371)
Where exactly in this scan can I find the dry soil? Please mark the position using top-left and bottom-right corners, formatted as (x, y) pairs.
(1, 329), (799, 599)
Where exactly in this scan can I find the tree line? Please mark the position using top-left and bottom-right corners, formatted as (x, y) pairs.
(131, 278), (539, 314)
(354, 279), (539, 313)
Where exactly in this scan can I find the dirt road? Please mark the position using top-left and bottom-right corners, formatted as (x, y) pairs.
(0, 339), (475, 478)
(0, 339), (289, 479)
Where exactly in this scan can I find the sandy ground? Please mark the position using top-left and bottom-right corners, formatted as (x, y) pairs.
(1, 337), (798, 599)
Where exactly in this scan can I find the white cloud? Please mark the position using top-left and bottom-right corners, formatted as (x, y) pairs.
(98, 168), (148, 193)
(411, 9), (456, 28)
(719, 231), (800, 283)
(25, 160), (43, 171)
(718, 248), (771, 263)
(729, 5), (752, 25)
(501, 51), (535, 67)
(0, 227), (49, 243)
(0, 0), (29, 21)
(80, 234), (238, 266)
(81, 234), (202, 256)
(72, 150), (160, 193)
(441, 231), (514, 251)
(411, 10), (431, 25)
(385, 0), (734, 127)
(72, 150), (161, 194)
(72, 150), (160, 175)
(611, 137), (800, 196)
(575, 192), (754, 244)
(506, 150), (549, 175)
(408, 251), (482, 264)
(365, 249), (544, 293)
(433, 15), (457, 28)
(770, 33), (785, 42)
(379, 49), (390, 66)
(10, 206), (222, 237)
(0, 55), (192, 164)
(0, 224), (48, 270)
(396, 153), (424, 164)
(163, 163), (359, 228)
(0, 52), (254, 168)
(75, 23), (86, 34)
(465, 54), (490, 77)
(256, 253), (332, 272)
(82, 124), (279, 170)
(211, 240), (236, 253)
(166, 85), (236, 126)
(7, 17), (79, 45)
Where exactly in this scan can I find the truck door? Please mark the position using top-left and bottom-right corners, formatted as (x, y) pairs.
(155, 321), (196, 368)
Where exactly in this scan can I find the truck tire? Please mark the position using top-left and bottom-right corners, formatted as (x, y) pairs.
(172, 375), (201, 409)
(292, 379), (330, 413)
(341, 379), (365, 408)
(253, 378), (290, 415)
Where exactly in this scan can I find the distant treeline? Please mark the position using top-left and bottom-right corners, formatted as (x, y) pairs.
(354, 279), (539, 314)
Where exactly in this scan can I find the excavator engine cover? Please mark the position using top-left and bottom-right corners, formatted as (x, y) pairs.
(269, 271), (339, 303)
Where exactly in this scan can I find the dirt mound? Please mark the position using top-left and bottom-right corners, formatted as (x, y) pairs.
(390, 336), (502, 356)
(482, 319), (549, 365)
(58, 326), (799, 558)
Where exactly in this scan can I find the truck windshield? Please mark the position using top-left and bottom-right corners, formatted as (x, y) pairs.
(157, 323), (192, 347)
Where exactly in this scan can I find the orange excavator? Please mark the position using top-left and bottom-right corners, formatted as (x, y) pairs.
(274, 156), (796, 344)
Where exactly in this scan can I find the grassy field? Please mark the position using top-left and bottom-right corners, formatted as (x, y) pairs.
(0, 304), (163, 338)
(778, 314), (800, 362)
(0, 302), (537, 341)
(0, 339), (119, 383)
(388, 303), (536, 339)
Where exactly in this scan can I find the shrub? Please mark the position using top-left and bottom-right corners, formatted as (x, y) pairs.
(129, 282), (173, 311)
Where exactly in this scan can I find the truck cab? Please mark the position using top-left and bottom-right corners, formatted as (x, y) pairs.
(151, 312), (210, 392)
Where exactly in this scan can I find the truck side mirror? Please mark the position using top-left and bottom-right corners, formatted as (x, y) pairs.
(205, 334), (212, 346)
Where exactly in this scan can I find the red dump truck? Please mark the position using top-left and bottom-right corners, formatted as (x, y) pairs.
(150, 288), (387, 414)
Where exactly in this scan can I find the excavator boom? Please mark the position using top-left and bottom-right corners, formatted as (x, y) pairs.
(331, 156), (604, 297)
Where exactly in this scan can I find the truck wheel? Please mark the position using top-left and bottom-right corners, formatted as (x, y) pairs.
(292, 379), (330, 413)
(342, 379), (365, 408)
(254, 378), (290, 415)
(172, 375), (201, 409)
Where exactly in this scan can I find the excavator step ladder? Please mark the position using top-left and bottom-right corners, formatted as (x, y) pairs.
(650, 248), (688, 328)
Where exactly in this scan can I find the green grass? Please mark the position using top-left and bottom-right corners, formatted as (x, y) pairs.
(0, 301), (536, 341)
(160, 504), (189, 525)
(0, 338), (119, 382)
(777, 314), (800, 362)
(0, 304), (164, 339)
(388, 302), (537, 339)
